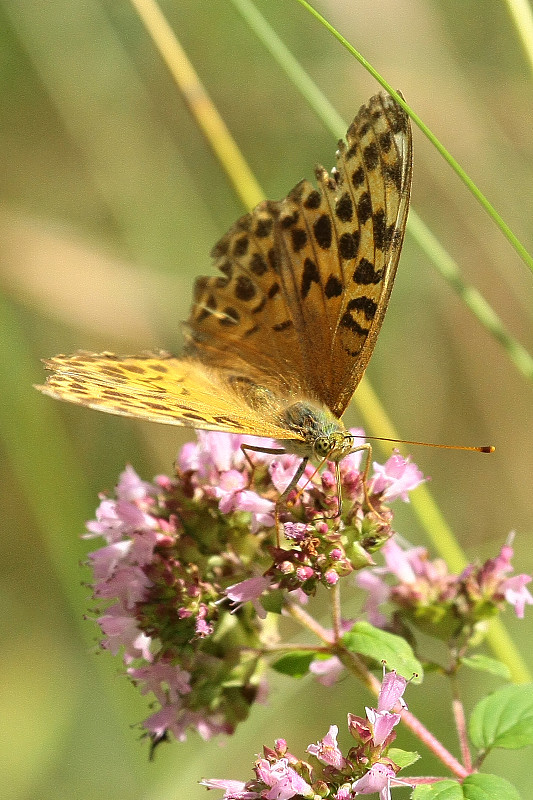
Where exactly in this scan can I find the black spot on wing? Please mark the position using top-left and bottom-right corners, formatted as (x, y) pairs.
(273, 319), (292, 332)
(291, 227), (308, 252)
(363, 141), (379, 170)
(340, 310), (369, 336)
(335, 192), (353, 222)
(235, 274), (257, 301)
(255, 217), (273, 237)
(304, 190), (322, 209)
(313, 214), (333, 249)
(357, 192), (372, 225)
(250, 252), (268, 276)
(300, 258), (320, 300)
(325, 275), (343, 298)
(351, 166), (365, 189)
(339, 232), (359, 260)
(233, 235), (249, 257)
(353, 258), (383, 285)
(346, 296), (377, 320)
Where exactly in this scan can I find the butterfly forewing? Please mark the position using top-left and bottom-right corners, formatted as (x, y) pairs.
(186, 93), (412, 417)
(38, 93), (412, 439)
(327, 94), (412, 416)
(38, 352), (300, 439)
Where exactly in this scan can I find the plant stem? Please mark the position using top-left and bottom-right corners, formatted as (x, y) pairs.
(331, 582), (342, 643)
(284, 599), (333, 644)
(287, 598), (471, 779)
(339, 648), (469, 778)
(450, 674), (472, 771)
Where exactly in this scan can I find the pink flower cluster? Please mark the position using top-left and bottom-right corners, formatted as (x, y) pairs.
(357, 535), (533, 638)
(85, 431), (424, 746)
(203, 670), (411, 800)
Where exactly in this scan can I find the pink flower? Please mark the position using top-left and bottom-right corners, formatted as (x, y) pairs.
(325, 569), (340, 585)
(355, 571), (390, 628)
(98, 603), (153, 661)
(270, 454), (311, 494)
(475, 537), (533, 618)
(223, 576), (272, 617)
(128, 661), (191, 705)
(502, 574), (533, 618)
(215, 470), (248, 512)
(232, 490), (275, 532)
(85, 498), (154, 542)
(128, 529), (162, 565)
(381, 539), (420, 582)
(201, 779), (260, 800)
(195, 603), (215, 637)
(335, 785), (352, 800)
(365, 708), (401, 747)
(309, 656), (344, 687)
(144, 705), (232, 743)
(197, 431), (244, 474)
(93, 564), (152, 608)
(255, 757), (313, 800)
(116, 464), (154, 502)
(88, 540), (132, 581)
(377, 670), (408, 713)
(307, 725), (347, 768)
(176, 440), (198, 471)
(371, 452), (425, 502)
(351, 763), (396, 799)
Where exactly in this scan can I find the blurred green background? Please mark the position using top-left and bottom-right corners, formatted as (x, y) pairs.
(1, 1), (532, 798)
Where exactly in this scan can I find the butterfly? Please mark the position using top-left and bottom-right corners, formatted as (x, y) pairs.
(37, 93), (413, 503)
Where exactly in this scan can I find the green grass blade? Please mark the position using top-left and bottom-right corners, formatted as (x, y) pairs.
(294, 0), (533, 275)
(505, 0), (533, 74)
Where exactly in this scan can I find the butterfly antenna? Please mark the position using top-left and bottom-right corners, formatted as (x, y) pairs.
(349, 434), (495, 454)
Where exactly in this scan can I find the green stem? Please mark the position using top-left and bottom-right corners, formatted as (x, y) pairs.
(294, 0), (533, 273)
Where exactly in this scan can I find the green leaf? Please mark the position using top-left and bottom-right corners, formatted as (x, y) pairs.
(412, 781), (462, 799)
(260, 589), (284, 614)
(387, 747), (420, 768)
(272, 652), (315, 677)
(342, 621), (423, 681)
(461, 655), (511, 680)
(413, 774), (521, 799)
(462, 774), (521, 799)
(469, 684), (533, 750)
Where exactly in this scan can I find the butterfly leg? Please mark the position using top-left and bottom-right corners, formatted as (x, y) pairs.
(240, 444), (306, 545)
(240, 443), (287, 537)
(348, 443), (387, 522)
(240, 443), (287, 488)
(274, 456), (309, 545)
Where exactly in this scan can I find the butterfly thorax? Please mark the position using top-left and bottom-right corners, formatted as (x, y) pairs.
(279, 401), (353, 463)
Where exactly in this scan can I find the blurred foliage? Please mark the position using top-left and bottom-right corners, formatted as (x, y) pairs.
(0, 1), (532, 798)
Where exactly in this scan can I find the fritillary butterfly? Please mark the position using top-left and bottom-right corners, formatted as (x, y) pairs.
(37, 93), (412, 492)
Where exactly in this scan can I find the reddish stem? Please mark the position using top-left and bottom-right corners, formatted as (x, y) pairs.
(287, 602), (471, 780)
(400, 707), (469, 779)
(362, 669), (469, 778)
(451, 678), (472, 771)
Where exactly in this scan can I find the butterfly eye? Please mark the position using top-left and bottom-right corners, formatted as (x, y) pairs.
(314, 437), (332, 459)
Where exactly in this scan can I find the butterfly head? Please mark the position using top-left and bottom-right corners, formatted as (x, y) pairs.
(281, 401), (357, 464)
(313, 431), (356, 463)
